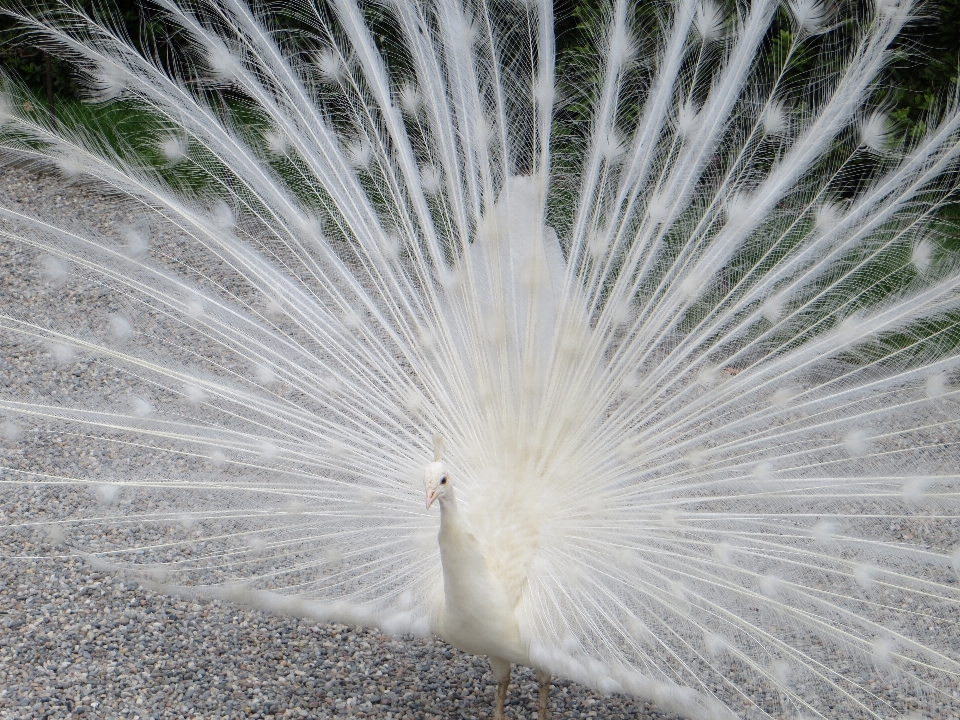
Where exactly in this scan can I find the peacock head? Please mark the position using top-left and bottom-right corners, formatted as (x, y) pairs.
(423, 461), (450, 509)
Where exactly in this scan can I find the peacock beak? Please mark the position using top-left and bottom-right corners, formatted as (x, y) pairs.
(426, 490), (437, 509)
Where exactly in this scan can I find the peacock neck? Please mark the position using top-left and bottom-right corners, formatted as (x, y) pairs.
(437, 490), (471, 560)
(438, 489), (459, 520)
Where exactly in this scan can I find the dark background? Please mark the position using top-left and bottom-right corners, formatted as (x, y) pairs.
(1, 1), (957, 128)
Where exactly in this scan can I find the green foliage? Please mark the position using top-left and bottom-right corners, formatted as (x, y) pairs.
(0, 0), (185, 107)
(886, 0), (960, 133)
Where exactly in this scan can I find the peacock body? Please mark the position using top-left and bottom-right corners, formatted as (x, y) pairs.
(1, 0), (959, 717)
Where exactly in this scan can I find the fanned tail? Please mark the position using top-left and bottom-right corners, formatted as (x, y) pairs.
(0, 0), (958, 717)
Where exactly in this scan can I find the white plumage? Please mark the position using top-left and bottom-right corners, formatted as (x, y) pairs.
(424, 456), (547, 718)
(1, 0), (959, 718)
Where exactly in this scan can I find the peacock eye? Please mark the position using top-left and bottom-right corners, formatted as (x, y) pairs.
(440, 476), (447, 485)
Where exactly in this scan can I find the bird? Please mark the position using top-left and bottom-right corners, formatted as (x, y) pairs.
(1, 0), (959, 718)
(425, 438), (551, 720)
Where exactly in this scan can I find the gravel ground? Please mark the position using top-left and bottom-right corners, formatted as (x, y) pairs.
(0, 166), (672, 720)
(0, 550), (666, 720)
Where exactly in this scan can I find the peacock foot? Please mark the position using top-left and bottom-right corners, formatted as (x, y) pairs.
(536, 668), (550, 720)
(490, 657), (511, 720)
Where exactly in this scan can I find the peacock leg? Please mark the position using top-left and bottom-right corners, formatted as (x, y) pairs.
(490, 657), (511, 720)
(536, 668), (550, 720)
